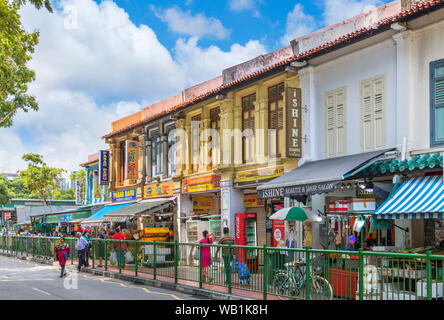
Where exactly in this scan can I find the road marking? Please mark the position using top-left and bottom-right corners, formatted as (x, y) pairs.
(32, 287), (51, 296)
(96, 277), (183, 300)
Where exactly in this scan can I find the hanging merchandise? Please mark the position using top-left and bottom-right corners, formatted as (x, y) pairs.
(353, 217), (366, 233)
(369, 219), (392, 233)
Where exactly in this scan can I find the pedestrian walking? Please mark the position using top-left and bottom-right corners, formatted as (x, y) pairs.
(55, 237), (71, 278)
(215, 227), (235, 284)
(75, 232), (88, 272)
(194, 230), (215, 283)
(97, 228), (106, 267)
(83, 231), (92, 267)
(112, 227), (126, 269)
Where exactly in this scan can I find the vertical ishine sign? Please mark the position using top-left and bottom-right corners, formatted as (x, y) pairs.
(286, 87), (302, 158)
(99, 150), (110, 185)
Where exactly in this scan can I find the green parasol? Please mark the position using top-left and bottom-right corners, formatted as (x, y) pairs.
(269, 207), (323, 222)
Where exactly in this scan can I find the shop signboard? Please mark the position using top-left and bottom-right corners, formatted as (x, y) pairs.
(75, 180), (83, 205)
(244, 194), (264, 207)
(143, 182), (174, 199)
(285, 87), (302, 158)
(193, 197), (213, 214)
(111, 188), (136, 203)
(182, 175), (221, 193)
(258, 180), (340, 199)
(125, 140), (139, 180)
(272, 220), (285, 247)
(60, 214), (73, 222)
(99, 150), (110, 185)
(4, 212), (10, 219)
(234, 166), (284, 187)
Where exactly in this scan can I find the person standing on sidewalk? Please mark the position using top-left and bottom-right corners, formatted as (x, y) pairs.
(215, 227), (235, 284)
(82, 231), (92, 267)
(195, 230), (215, 283)
(55, 237), (71, 278)
(75, 232), (88, 272)
(113, 227), (126, 269)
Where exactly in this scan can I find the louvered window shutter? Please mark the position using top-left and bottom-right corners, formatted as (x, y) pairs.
(336, 91), (346, 155)
(361, 81), (374, 151)
(326, 93), (336, 157)
(433, 64), (444, 143)
(373, 78), (385, 149)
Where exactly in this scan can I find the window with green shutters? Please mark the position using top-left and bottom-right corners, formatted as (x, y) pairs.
(431, 59), (444, 146)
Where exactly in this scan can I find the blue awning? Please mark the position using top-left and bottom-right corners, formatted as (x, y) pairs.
(86, 202), (134, 220)
(374, 175), (444, 219)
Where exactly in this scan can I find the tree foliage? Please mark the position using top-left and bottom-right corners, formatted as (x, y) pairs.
(19, 153), (66, 206)
(0, 0), (52, 127)
(0, 175), (10, 205)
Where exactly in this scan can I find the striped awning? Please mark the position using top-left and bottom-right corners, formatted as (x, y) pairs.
(374, 175), (444, 219)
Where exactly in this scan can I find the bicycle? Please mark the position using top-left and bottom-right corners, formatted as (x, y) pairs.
(272, 256), (333, 300)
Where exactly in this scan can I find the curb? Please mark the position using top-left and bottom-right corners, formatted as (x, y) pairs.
(0, 251), (253, 300)
(82, 268), (253, 300)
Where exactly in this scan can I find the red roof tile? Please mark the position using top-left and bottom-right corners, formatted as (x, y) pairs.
(102, 0), (444, 139)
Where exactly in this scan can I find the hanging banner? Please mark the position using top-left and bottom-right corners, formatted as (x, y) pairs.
(75, 180), (84, 205)
(244, 194), (264, 207)
(193, 197), (213, 214)
(111, 188), (136, 203)
(234, 165), (284, 187)
(99, 150), (110, 185)
(286, 87), (302, 158)
(182, 175), (221, 193)
(143, 182), (174, 199)
(126, 140), (139, 180)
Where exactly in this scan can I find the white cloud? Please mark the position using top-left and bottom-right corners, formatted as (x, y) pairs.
(280, 4), (317, 46)
(323, 0), (382, 26)
(0, 0), (266, 174)
(152, 6), (230, 40)
(174, 37), (266, 84)
(228, 0), (261, 17)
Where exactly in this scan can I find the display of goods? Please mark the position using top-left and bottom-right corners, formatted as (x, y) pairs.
(335, 200), (349, 212)
(350, 198), (376, 212)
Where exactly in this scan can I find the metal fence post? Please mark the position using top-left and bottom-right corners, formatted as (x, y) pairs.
(263, 245), (268, 300)
(228, 243), (232, 294)
(199, 242), (203, 289)
(92, 239), (95, 269)
(104, 238), (108, 271)
(305, 246), (311, 300)
(358, 248), (364, 300)
(174, 241), (178, 284)
(135, 240), (139, 277)
(426, 251), (432, 300)
(119, 239), (122, 274)
(153, 240), (157, 280)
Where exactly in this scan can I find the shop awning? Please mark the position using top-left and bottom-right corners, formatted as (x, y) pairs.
(86, 202), (134, 221)
(374, 175), (444, 219)
(103, 199), (173, 222)
(257, 149), (393, 199)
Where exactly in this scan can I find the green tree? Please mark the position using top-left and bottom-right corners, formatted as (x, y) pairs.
(0, 0), (52, 127)
(54, 188), (75, 200)
(19, 153), (65, 206)
(0, 174), (10, 205)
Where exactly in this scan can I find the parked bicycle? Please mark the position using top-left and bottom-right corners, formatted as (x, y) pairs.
(272, 256), (333, 300)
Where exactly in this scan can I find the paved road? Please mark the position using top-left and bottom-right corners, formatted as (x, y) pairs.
(0, 255), (203, 300)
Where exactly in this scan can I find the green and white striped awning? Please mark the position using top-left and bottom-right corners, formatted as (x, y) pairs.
(103, 199), (173, 222)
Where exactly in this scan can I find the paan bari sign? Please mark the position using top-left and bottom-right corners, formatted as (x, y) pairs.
(99, 150), (110, 185)
(286, 87), (302, 158)
(143, 182), (174, 199)
(112, 188), (136, 203)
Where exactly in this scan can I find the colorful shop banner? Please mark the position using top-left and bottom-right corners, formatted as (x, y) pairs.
(126, 140), (139, 180)
(99, 150), (110, 185)
(234, 165), (284, 187)
(193, 197), (213, 214)
(244, 194), (264, 207)
(111, 188), (137, 203)
(60, 214), (73, 222)
(4, 212), (11, 219)
(143, 182), (174, 199)
(182, 175), (221, 193)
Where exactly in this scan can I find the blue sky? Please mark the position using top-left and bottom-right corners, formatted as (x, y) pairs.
(0, 0), (393, 174)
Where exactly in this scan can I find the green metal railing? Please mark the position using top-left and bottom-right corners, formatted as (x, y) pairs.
(1, 235), (443, 300)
